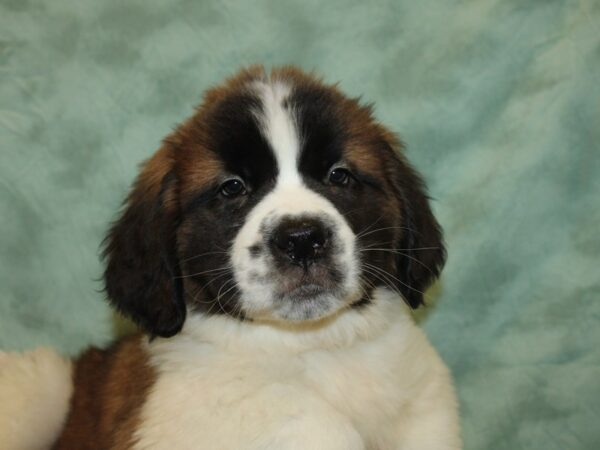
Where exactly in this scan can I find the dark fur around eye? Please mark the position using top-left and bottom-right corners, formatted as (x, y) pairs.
(328, 167), (351, 185)
(220, 179), (247, 197)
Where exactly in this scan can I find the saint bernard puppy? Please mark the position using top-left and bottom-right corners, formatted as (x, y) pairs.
(1, 66), (461, 449)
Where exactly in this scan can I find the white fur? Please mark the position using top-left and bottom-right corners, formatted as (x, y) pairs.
(231, 183), (360, 322)
(134, 288), (461, 449)
(253, 80), (300, 184)
(231, 79), (361, 322)
(0, 347), (73, 450)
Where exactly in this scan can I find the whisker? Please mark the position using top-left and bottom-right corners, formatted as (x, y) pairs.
(355, 215), (385, 239)
(360, 265), (403, 298)
(221, 278), (242, 318)
(359, 274), (376, 289)
(359, 249), (438, 275)
(360, 247), (440, 252)
(357, 226), (422, 240)
(356, 276), (374, 302)
(223, 282), (244, 320)
(181, 250), (230, 263)
(340, 206), (372, 217)
(204, 295), (221, 315)
(197, 270), (234, 292)
(220, 278), (239, 297)
(175, 265), (233, 279)
(219, 278), (238, 315)
(213, 277), (239, 315)
(362, 262), (424, 295)
(187, 285), (216, 307)
(358, 240), (395, 250)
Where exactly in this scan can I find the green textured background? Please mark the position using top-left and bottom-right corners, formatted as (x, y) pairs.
(1, 1), (599, 448)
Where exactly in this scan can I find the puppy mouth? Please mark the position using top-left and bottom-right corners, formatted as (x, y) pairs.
(275, 265), (341, 299)
(272, 287), (338, 322)
(280, 283), (326, 301)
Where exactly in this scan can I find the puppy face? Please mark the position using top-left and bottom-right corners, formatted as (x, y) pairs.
(103, 67), (445, 336)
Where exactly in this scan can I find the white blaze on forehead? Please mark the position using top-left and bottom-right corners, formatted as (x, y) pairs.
(230, 79), (361, 321)
(254, 81), (301, 185)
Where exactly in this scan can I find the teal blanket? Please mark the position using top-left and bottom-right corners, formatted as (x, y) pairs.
(1, 1), (598, 448)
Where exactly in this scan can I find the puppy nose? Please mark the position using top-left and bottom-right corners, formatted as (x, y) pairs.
(271, 219), (329, 267)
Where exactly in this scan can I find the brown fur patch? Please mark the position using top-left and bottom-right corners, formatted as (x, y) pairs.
(344, 143), (385, 177)
(137, 145), (175, 197)
(130, 127), (224, 206)
(52, 335), (154, 449)
(176, 145), (223, 198)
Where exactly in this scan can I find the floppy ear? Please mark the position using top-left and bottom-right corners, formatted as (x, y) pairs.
(388, 148), (447, 308)
(102, 146), (185, 337)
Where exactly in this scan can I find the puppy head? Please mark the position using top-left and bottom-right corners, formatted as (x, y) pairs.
(103, 66), (445, 337)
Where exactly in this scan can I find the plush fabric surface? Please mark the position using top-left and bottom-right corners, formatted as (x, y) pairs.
(1, 0), (598, 448)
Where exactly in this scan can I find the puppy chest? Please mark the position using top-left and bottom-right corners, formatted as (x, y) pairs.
(135, 349), (403, 447)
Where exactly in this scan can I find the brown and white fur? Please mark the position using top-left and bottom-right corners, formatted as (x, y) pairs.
(1, 66), (461, 449)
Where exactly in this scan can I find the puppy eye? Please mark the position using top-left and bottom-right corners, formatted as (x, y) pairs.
(220, 178), (247, 197)
(328, 167), (351, 186)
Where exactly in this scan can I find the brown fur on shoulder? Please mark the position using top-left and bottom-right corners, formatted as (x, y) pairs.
(52, 335), (154, 450)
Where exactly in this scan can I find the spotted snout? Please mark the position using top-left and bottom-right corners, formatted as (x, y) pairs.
(230, 184), (360, 322)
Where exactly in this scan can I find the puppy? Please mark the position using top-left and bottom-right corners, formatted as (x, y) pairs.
(41, 66), (459, 449)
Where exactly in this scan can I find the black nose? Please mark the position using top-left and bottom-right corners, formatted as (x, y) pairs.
(271, 218), (330, 268)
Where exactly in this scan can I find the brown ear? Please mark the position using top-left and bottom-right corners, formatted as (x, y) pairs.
(387, 144), (447, 308)
(102, 146), (185, 337)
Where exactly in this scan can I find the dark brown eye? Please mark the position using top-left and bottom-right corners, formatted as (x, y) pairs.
(328, 167), (350, 186)
(220, 178), (246, 197)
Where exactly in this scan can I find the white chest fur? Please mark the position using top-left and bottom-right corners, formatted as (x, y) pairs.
(133, 290), (461, 450)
